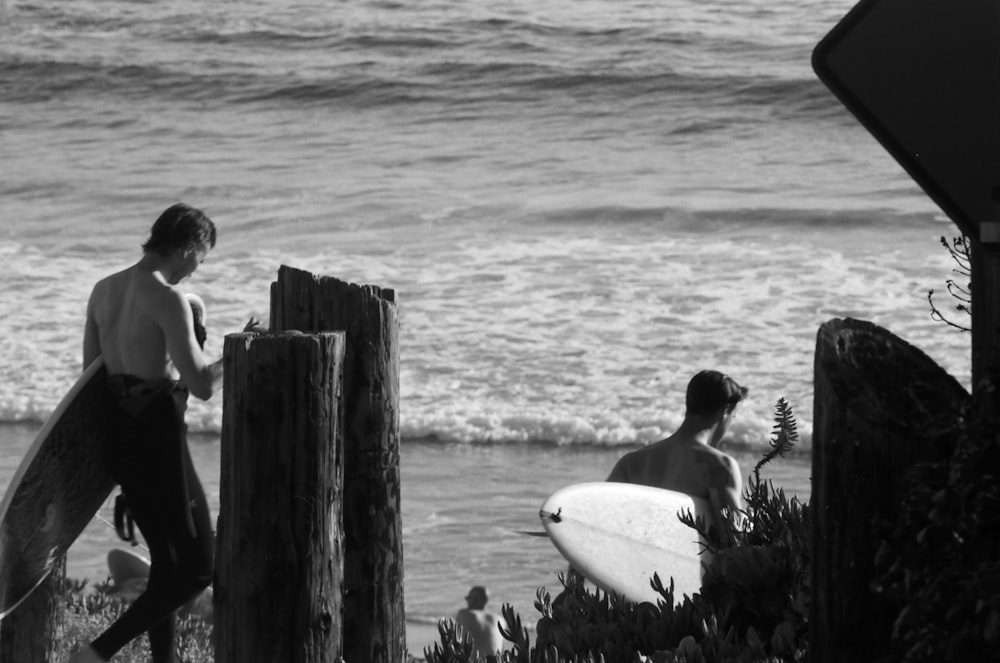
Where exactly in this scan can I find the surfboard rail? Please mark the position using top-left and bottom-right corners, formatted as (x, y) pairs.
(0, 356), (116, 619)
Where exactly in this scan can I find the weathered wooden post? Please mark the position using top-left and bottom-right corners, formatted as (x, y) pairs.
(0, 557), (65, 663)
(214, 331), (345, 663)
(270, 265), (404, 663)
(810, 318), (969, 662)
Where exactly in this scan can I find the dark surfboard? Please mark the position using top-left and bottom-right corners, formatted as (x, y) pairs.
(0, 358), (116, 618)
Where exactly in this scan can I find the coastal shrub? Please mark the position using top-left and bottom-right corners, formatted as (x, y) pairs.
(57, 578), (214, 663)
(873, 410), (1000, 662)
(427, 399), (810, 663)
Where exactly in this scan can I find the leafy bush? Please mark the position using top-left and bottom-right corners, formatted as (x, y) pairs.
(57, 579), (214, 663)
(873, 411), (1000, 662)
(427, 399), (810, 663)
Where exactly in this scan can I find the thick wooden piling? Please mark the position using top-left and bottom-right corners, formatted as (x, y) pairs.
(270, 265), (404, 663)
(0, 557), (64, 663)
(811, 318), (970, 662)
(214, 331), (345, 663)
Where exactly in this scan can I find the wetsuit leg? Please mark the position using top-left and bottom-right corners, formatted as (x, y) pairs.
(93, 382), (213, 663)
(146, 442), (214, 661)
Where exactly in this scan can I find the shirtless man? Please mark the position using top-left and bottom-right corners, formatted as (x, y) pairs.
(70, 203), (222, 663)
(607, 370), (748, 541)
(454, 585), (506, 663)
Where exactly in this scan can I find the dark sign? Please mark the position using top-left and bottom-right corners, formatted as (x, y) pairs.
(813, 0), (1000, 240)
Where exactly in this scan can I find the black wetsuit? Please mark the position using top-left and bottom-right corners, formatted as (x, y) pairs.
(92, 375), (213, 663)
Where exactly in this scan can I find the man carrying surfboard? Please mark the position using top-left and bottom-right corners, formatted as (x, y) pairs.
(71, 204), (223, 663)
(606, 370), (748, 541)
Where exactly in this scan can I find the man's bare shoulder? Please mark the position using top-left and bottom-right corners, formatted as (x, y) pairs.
(88, 267), (134, 318)
(144, 277), (186, 305)
(692, 445), (738, 468)
(123, 267), (186, 308)
(90, 268), (126, 297)
(91, 265), (155, 298)
(607, 446), (650, 482)
(692, 445), (740, 489)
(89, 265), (187, 328)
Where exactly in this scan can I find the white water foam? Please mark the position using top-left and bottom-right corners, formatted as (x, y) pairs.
(0, 215), (970, 452)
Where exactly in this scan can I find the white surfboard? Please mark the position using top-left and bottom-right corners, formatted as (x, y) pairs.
(539, 482), (711, 605)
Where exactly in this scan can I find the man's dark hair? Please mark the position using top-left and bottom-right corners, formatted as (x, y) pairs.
(685, 370), (748, 417)
(141, 203), (217, 256)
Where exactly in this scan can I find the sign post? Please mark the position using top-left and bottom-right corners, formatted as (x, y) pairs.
(970, 237), (1000, 426)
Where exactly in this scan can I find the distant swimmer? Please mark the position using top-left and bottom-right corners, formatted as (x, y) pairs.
(607, 370), (748, 541)
(454, 585), (506, 662)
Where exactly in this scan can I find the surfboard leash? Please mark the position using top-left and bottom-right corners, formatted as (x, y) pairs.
(95, 510), (149, 553)
(113, 493), (139, 546)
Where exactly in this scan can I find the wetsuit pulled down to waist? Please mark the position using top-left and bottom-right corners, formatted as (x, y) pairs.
(107, 374), (187, 420)
(105, 374), (197, 537)
(95, 374), (213, 663)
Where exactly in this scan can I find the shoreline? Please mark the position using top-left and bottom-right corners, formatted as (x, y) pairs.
(0, 421), (811, 655)
(0, 420), (816, 457)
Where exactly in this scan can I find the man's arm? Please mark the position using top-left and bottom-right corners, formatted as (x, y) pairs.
(158, 289), (218, 400)
(713, 454), (743, 518)
(698, 450), (744, 543)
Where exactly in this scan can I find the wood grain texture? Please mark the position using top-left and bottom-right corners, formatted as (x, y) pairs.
(271, 266), (404, 663)
(215, 331), (345, 663)
(810, 318), (969, 663)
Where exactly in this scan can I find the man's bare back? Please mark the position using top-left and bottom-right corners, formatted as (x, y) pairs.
(607, 437), (741, 502)
(82, 233), (219, 401)
(86, 267), (191, 376)
(607, 436), (742, 533)
(606, 370), (748, 538)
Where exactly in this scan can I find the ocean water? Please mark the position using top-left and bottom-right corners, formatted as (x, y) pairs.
(0, 0), (972, 649)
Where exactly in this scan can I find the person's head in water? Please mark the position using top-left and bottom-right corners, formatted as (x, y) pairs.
(465, 586), (490, 610)
(685, 370), (748, 445)
(141, 203), (216, 284)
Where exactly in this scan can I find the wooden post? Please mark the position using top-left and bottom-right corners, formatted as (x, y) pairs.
(214, 331), (345, 663)
(270, 265), (404, 663)
(0, 557), (65, 663)
(810, 318), (970, 662)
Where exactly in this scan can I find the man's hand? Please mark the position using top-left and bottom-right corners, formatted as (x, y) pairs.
(243, 316), (266, 334)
